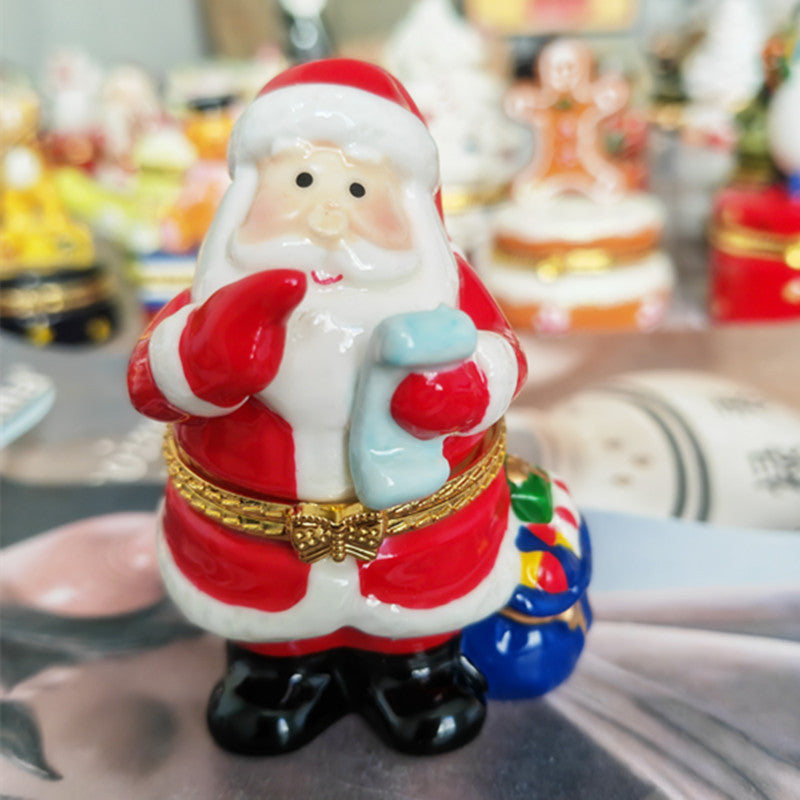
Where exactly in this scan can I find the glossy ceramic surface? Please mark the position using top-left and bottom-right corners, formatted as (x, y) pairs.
(127, 58), (589, 755)
(710, 182), (800, 322)
(504, 38), (630, 201)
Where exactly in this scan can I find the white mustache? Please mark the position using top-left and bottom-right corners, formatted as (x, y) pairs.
(228, 234), (419, 283)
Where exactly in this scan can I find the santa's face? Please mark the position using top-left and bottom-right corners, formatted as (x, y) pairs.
(232, 141), (418, 287)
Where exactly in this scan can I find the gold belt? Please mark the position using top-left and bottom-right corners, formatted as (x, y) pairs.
(441, 182), (512, 215)
(491, 244), (650, 282)
(163, 422), (506, 564)
(0, 275), (113, 318)
(709, 222), (800, 268)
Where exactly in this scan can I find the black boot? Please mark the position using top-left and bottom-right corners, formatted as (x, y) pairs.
(346, 637), (488, 755)
(206, 642), (350, 755)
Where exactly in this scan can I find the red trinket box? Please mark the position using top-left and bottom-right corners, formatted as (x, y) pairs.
(709, 183), (800, 322)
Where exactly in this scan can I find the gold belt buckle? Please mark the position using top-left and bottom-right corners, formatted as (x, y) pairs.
(288, 503), (388, 564)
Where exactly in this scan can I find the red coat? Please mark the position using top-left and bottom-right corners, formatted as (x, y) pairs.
(129, 257), (527, 651)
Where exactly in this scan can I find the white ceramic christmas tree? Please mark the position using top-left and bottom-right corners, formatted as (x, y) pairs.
(384, 0), (530, 252)
(684, 0), (767, 112)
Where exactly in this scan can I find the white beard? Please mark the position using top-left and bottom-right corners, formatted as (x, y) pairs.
(226, 234), (455, 501)
(189, 180), (462, 501)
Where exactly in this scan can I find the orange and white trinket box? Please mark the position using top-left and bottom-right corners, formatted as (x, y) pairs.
(475, 38), (675, 333)
(477, 191), (674, 333)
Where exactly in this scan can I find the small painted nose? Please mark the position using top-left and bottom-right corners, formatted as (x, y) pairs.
(308, 202), (348, 238)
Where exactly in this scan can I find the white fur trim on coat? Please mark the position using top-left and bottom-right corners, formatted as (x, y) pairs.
(149, 306), (244, 418)
(468, 331), (518, 433)
(157, 504), (522, 643)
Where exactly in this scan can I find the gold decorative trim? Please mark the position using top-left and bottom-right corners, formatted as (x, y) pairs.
(710, 222), (800, 269)
(441, 182), (511, 215)
(0, 260), (96, 281)
(504, 453), (534, 484)
(0, 275), (113, 318)
(491, 243), (645, 281)
(646, 102), (686, 132)
(163, 422), (506, 564)
(781, 278), (800, 305)
(126, 270), (196, 288)
(126, 259), (196, 288)
(500, 600), (588, 635)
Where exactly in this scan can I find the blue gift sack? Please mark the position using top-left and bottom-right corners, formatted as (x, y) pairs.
(462, 464), (592, 700)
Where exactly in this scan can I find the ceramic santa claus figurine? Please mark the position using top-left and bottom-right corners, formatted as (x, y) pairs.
(128, 59), (590, 755)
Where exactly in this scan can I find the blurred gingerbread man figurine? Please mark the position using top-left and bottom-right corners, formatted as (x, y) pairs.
(506, 39), (629, 200)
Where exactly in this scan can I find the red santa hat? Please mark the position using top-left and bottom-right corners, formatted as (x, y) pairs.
(228, 58), (441, 192)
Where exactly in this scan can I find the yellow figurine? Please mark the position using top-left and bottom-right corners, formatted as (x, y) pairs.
(1, 83), (94, 272)
(0, 78), (117, 345)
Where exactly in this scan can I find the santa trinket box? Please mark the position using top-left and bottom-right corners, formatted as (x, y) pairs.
(128, 58), (592, 756)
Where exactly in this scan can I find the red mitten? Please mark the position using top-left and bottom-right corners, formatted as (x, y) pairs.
(180, 270), (306, 407)
(390, 361), (490, 440)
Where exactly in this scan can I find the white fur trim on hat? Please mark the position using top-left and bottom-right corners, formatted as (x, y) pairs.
(228, 83), (440, 190)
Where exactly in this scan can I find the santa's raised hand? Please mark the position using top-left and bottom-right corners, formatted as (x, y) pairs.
(127, 270), (306, 420)
(391, 361), (489, 441)
(179, 270), (306, 408)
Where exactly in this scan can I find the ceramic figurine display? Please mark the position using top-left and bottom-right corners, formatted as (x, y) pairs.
(163, 49), (288, 118)
(39, 49), (105, 172)
(55, 122), (198, 321)
(128, 58), (591, 755)
(120, 127), (200, 320)
(55, 81), (239, 322)
(41, 52), (164, 181)
(129, 95), (235, 320)
(55, 124), (195, 253)
(709, 41), (800, 323)
(384, 0), (531, 255)
(48, 53), (289, 324)
(95, 63), (163, 182)
(0, 78), (117, 345)
(475, 39), (675, 333)
(682, 0), (767, 139)
(731, 30), (794, 187)
(158, 95), (235, 255)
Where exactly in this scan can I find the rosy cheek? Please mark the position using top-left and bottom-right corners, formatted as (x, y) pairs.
(238, 186), (295, 243)
(351, 191), (412, 251)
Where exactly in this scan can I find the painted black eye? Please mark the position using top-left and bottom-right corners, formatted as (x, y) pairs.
(295, 172), (313, 188)
(349, 182), (366, 198)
